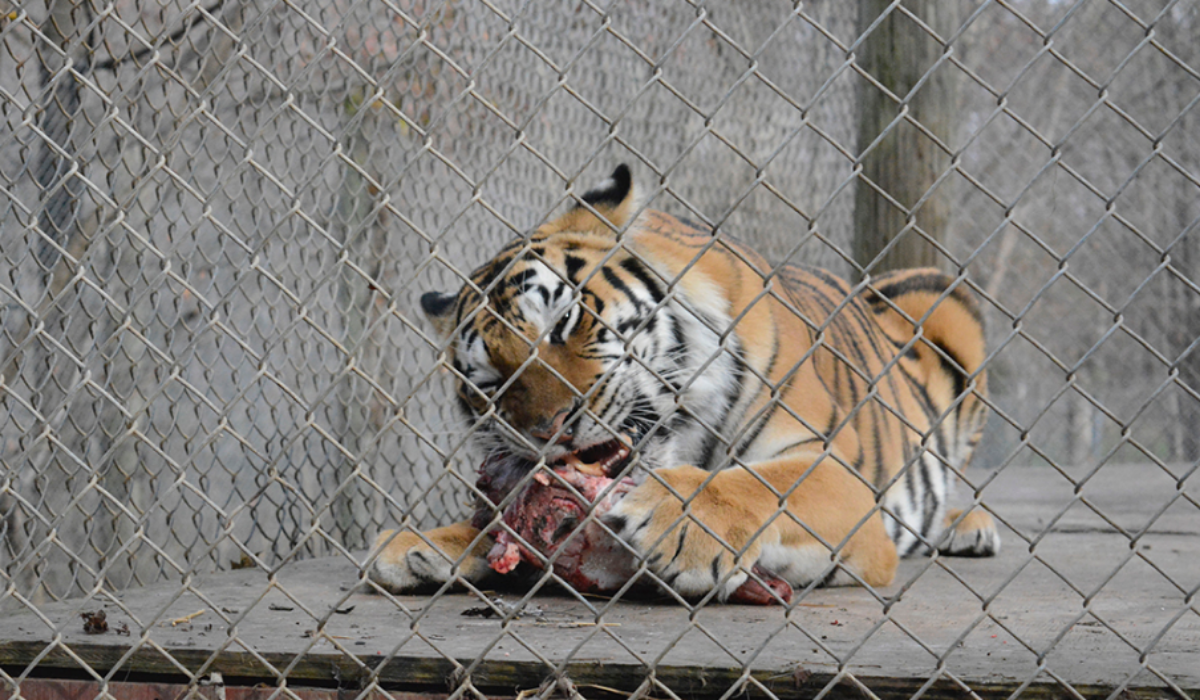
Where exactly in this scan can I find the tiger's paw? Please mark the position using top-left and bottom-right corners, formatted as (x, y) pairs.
(368, 522), (493, 593)
(937, 508), (1001, 557)
(604, 465), (770, 601)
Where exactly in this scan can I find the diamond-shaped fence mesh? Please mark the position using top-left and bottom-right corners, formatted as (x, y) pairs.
(1, 0), (1197, 699)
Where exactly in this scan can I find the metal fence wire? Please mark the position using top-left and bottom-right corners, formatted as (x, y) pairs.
(1, 0), (1198, 698)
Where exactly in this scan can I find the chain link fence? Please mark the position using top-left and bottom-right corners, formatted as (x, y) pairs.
(1, 0), (1198, 698)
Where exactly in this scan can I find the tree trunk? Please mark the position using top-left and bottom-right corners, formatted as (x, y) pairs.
(853, 0), (961, 276)
(33, 0), (88, 278)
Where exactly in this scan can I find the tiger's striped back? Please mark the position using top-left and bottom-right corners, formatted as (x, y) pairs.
(624, 220), (989, 556)
(775, 265), (988, 554)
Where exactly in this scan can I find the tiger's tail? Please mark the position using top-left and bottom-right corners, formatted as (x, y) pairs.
(862, 269), (989, 472)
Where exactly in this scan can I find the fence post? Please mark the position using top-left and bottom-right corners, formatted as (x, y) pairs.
(853, 0), (961, 276)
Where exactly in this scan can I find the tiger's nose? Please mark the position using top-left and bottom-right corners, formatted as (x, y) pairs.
(530, 408), (574, 444)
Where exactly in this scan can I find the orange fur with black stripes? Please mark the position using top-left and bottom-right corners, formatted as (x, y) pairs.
(371, 165), (997, 599)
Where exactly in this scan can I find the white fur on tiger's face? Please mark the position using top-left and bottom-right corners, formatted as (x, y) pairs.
(372, 165), (999, 602)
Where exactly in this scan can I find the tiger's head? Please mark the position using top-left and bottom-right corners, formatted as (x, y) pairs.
(422, 165), (662, 475)
(421, 165), (695, 476)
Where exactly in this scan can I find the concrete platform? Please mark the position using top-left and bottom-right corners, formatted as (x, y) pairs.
(1, 463), (1197, 699)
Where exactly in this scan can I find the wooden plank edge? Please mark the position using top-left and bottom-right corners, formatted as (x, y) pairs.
(0, 676), (472, 700)
(1, 641), (1194, 700)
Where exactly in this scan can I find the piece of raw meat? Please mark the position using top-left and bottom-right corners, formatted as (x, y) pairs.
(473, 452), (795, 604)
(484, 460), (639, 593)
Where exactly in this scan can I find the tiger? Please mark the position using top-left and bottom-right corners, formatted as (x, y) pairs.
(370, 164), (999, 601)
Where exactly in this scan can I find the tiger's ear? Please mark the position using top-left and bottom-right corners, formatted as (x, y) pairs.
(420, 291), (458, 338)
(578, 164), (636, 228)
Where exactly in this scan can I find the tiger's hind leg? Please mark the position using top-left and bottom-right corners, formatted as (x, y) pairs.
(936, 508), (1000, 557)
(369, 520), (495, 592)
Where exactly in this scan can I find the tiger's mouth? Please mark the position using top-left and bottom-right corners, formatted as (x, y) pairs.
(552, 436), (633, 478)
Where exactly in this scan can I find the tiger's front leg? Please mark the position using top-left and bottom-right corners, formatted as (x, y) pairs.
(369, 520), (495, 593)
(604, 454), (899, 600)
